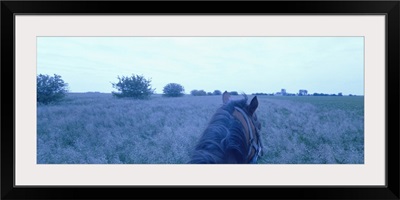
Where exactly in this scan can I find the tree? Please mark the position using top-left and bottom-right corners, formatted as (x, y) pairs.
(191, 89), (207, 96)
(212, 90), (222, 95)
(229, 91), (239, 95)
(163, 83), (185, 97)
(37, 74), (69, 104)
(198, 90), (207, 96)
(190, 90), (198, 96)
(111, 74), (155, 99)
(299, 89), (308, 96)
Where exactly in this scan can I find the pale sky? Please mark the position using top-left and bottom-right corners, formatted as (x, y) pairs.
(37, 37), (364, 95)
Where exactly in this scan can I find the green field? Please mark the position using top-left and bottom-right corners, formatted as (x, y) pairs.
(37, 93), (364, 164)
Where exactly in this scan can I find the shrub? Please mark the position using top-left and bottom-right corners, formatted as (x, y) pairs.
(37, 74), (69, 104)
(212, 90), (222, 95)
(163, 83), (185, 97)
(190, 89), (207, 96)
(229, 91), (239, 95)
(111, 74), (155, 99)
(190, 90), (198, 96)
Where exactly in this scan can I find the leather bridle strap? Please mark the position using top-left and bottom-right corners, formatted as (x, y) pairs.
(234, 107), (259, 162)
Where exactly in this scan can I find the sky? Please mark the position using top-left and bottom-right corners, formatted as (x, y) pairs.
(37, 37), (364, 95)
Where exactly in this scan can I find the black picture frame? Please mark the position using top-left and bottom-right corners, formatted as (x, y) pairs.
(1, 1), (399, 199)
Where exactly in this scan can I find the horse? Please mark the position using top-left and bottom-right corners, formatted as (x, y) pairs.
(189, 91), (263, 164)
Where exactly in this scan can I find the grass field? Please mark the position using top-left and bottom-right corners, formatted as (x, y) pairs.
(37, 93), (364, 164)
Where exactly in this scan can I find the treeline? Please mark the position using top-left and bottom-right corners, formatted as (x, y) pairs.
(37, 73), (240, 105)
(37, 73), (355, 105)
(312, 93), (343, 96)
(190, 90), (239, 96)
(253, 92), (346, 96)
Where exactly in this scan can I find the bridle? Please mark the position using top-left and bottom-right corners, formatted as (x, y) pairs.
(233, 106), (263, 163)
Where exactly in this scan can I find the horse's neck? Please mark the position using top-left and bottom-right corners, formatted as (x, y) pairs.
(224, 149), (243, 164)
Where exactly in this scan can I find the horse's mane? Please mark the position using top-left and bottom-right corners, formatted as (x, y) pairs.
(189, 95), (251, 164)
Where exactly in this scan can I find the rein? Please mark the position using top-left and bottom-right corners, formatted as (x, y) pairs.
(233, 107), (262, 163)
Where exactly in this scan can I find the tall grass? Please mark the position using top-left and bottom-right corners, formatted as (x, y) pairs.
(37, 93), (364, 164)
(258, 96), (364, 164)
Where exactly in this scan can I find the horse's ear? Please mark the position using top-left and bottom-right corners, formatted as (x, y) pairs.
(222, 91), (230, 104)
(248, 96), (258, 115)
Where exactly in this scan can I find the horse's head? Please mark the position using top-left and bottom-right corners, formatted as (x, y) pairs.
(222, 91), (263, 163)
